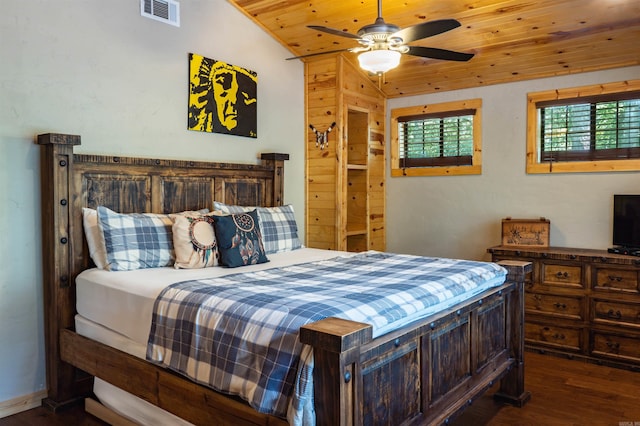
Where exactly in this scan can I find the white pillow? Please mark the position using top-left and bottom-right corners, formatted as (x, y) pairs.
(82, 207), (108, 269)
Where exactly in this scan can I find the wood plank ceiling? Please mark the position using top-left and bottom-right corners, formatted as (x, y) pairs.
(229, 0), (640, 98)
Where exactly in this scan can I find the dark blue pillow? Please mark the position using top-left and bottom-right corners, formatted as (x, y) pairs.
(213, 209), (269, 267)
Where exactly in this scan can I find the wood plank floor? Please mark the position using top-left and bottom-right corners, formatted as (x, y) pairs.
(1, 352), (639, 425)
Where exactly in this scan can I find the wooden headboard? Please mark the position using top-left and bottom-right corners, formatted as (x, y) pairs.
(37, 133), (289, 409)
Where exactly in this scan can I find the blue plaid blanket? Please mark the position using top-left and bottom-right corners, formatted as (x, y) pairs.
(146, 251), (506, 422)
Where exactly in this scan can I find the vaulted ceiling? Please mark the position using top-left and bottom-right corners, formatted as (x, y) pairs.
(229, 0), (640, 98)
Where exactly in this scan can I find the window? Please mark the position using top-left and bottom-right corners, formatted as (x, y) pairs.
(391, 99), (482, 177)
(527, 80), (640, 173)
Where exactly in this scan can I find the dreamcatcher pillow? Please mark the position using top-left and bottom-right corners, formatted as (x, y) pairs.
(213, 202), (302, 254)
(213, 209), (269, 267)
(171, 212), (219, 269)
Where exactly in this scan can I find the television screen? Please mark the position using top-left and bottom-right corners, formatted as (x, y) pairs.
(613, 194), (640, 248)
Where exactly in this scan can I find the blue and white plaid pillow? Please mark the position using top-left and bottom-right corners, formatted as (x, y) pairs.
(97, 206), (175, 271)
(213, 202), (302, 254)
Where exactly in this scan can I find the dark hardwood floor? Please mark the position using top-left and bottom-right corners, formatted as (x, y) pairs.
(2, 352), (639, 425)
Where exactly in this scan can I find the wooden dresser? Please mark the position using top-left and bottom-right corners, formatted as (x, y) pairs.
(488, 245), (640, 371)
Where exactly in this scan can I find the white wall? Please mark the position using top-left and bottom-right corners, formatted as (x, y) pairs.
(0, 0), (304, 416)
(386, 66), (640, 261)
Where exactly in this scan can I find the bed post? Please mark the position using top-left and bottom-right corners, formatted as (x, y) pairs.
(299, 317), (373, 426)
(494, 260), (532, 406)
(260, 153), (289, 206)
(37, 133), (91, 410)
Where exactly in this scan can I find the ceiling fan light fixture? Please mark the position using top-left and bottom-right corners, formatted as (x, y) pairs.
(358, 49), (401, 74)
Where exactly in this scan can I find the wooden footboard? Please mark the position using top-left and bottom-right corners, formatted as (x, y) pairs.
(301, 261), (531, 426)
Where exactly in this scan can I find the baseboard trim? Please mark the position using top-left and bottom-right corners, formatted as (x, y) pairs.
(0, 390), (48, 419)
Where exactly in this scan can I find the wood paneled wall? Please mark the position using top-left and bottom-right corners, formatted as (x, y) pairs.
(305, 54), (386, 251)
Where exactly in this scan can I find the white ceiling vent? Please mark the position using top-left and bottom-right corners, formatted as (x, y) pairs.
(141, 0), (180, 27)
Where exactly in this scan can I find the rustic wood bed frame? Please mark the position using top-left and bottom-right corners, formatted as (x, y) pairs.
(38, 133), (531, 426)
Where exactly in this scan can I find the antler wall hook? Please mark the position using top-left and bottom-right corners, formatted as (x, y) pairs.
(309, 122), (336, 150)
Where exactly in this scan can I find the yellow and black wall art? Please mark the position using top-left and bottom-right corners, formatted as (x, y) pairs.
(188, 53), (257, 138)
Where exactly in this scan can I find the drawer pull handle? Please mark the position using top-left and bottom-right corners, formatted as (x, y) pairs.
(607, 275), (623, 282)
(607, 309), (622, 319)
(606, 341), (620, 352)
(553, 333), (565, 340)
(553, 302), (567, 310)
(556, 271), (569, 279)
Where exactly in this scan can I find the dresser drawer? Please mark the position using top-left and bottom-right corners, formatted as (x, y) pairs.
(591, 330), (640, 364)
(593, 267), (639, 294)
(525, 293), (584, 320)
(540, 262), (584, 289)
(525, 321), (582, 352)
(592, 299), (640, 330)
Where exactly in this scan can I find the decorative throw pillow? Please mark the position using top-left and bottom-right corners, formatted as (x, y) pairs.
(213, 209), (269, 267)
(171, 212), (219, 269)
(97, 206), (175, 271)
(82, 207), (108, 269)
(213, 202), (302, 254)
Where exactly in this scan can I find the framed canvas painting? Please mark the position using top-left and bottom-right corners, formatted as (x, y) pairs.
(188, 53), (257, 138)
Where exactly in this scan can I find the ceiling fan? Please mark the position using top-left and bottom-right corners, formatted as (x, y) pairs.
(288, 0), (474, 74)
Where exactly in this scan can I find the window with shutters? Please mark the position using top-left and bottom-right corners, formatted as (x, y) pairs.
(527, 80), (640, 173)
(391, 99), (482, 177)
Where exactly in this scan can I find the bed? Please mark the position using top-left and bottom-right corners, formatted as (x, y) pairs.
(38, 133), (531, 426)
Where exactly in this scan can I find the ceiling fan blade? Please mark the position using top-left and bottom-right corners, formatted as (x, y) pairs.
(392, 19), (461, 43)
(286, 48), (353, 61)
(406, 46), (474, 62)
(307, 25), (362, 40)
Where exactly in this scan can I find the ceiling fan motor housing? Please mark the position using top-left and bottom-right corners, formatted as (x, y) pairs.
(357, 17), (400, 41)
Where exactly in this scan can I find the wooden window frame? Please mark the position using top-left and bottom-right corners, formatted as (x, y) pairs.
(527, 79), (640, 174)
(391, 99), (482, 177)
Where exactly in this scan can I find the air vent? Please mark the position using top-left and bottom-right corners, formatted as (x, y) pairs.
(141, 0), (180, 27)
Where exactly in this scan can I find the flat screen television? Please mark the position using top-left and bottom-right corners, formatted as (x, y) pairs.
(613, 194), (640, 249)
